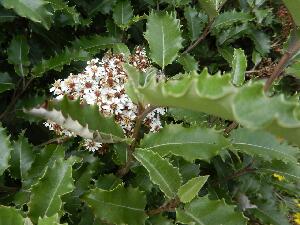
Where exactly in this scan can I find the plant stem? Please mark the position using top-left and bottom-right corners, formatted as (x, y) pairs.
(224, 121), (239, 135)
(146, 197), (180, 216)
(117, 106), (156, 177)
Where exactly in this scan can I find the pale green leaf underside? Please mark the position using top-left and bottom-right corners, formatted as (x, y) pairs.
(83, 185), (147, 225)
(133, 69), (300, 147)
(232, 48), (247, 86)
(134, 149), (182, 198)
(178, 176), (209, 203)
(140, 124), (230, 162)
(144, 11), (183, 68)
(176, 196), (248, 225)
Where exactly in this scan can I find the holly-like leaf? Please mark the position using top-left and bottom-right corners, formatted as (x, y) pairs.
(83, 185), (147, 225)
(178, 176), (209, 203)
(144, 11), (183, 69)
(231, 128), (299, 163)
(38, 214), (67, 225)
(184, 7), (207, 41)
(282, 0), (300, 27)
(217, 23), (250, 45)
(0, 206), (24, 225)
(133, 148), (182, 198)
(10, 133), (35, 181)
(88, 0), (117, 16)
(198, 0), (227, 18)
(178, 54), (199, 72)
(286, 59), (300, 79)
(176, 196), (248, 225)
(248, 29), (271, 55)
(0, 72), (14, 93)
(231, 48), (247, 86)
(32, 47), (90, 76)
(46, 0), (80, 24)
(28, 158), (75, 223)
(133, 69), (300, 147)
(112, 0), (133, 29)
(140, 124), (230, 162)
(1, 0), (53, 29)
(26, 96), (125, 143)
(0, 125), (12, 176)
(7, 35), (30, 77)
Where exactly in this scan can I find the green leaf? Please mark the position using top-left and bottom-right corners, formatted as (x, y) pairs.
(32, 47), (90, 76)
(112, 0), (133, 29)
(217, 23), (250, 45)
(286, 60), (300, 79)
(28, 158), (75, 223)
(0, 206), (24, 225)
(168, 108), (209, 126)
(176, 196), (248, 225)
(10, 133), (35, 181)
(212, 10), (253, 31)
(184, 7), (208, 41)
(282, 0), (300, 27)
(231, 48), (247, 86)
(71, 35), (120, 54)
(0, 72), (14, 93)
(248, 29), (270, 55)
(259, 160), (300, 182)
(46, 0), (80, 24)
(26, 96), (125, 143)
(7, 35), (30, 77)
(83, 185), (147, 225)
(0, 8), (17, 23)
(0, 125), (12, 176)
(218, 46), (234, 65)
(140, 124), (230, 162)
(95, 173), (122, 190)
(144, 11), (183, 69)
(134, 69), (300, 147)
(112, 43), (131, 59)
(178, 176), (209, 203)
(38, 214), (67, 225)
(133, 148), (182, 198)
(88, 0), (117, 16)
(231, 128), (299, 163)
(198, 0), (227, 18)
(24, 145), (65, 188)
(1, 0), (53, 29)
(178, 54), (199, 72)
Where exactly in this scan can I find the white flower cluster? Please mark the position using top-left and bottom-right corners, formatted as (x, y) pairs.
(44, 47), (166, 152)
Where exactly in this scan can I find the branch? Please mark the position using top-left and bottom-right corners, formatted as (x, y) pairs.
(146, 197), (180, 216)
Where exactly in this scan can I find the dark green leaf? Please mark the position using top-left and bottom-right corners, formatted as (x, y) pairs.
(0, 72), (14, 93)
(231, 48), (247, 86)
(112, 0), (133, 29)
(0, 125), (12, 176)
(0, 206), (24, 225)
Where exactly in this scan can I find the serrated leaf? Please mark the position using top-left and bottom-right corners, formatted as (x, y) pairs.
(286, 60), (300, 79)
(0, 8), (17, 23)
(176, 196), (247, 225)
(1, 0), (53, 29)
(178, 176), (209, 203)
(112, 43), (130, 59)
(168, 108), (209, 125)
(28, 158), (75, 223)
(88, 0), (117, 16)
(71, 35), (120, 54)
(282, 0), (300, 27)
(24, 145), (65, 188)
(147, 215), (174, 225)
(198, 0), (227, 18)
(83, 185), (147, 225)
(178, 54), (199, 72)
(38, 214), (66, 225)
(134, 69), (300, 147)
(140, 124), (229, 162)
(32, 47), (90, 76)
(232, 48), (247, 86)
(212, 10), (253, 31)
(7, 35), (30, 77)
(217, 23), (250, 45)
(0, 125), (12, 176)
(0, 72), (14, 93)
(0, 206), (24, 225)
(184, 7), (207, 41)
(144, 11), (183, 69)
(133, 148), (182, 198)
(252, 208), (290, 225)
(46, 0), (80, 24)
(231, 128), (299, 163)
(26, 96), (125, 143)
(10, 133), (35, 181)
(95, 173), (122, 190)
(112, 0), (133, 29)
(248, 29), (270, 55)
(259, 160), (300, 182)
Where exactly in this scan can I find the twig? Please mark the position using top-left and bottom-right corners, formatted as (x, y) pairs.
(224, 121), (239, 135)
(146, 197), (180, 216)
(117, 106), (156, 177)
(36, 136), (69, 147)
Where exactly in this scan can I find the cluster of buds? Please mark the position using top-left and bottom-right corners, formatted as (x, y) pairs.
(44, 47), (166, 152)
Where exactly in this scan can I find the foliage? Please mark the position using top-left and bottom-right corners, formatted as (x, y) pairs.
(0, 0), (299, 225)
